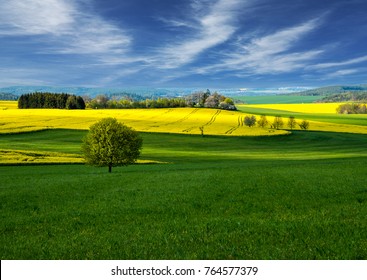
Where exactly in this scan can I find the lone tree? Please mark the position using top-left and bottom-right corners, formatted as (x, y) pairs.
(272, 116), (284, 129)
(257, 115), (269, 128)
(82, 118), (143, 173)
(299, 120), (310, 130)
(287, 116), (297, 130)
(244, 115), (257, 127)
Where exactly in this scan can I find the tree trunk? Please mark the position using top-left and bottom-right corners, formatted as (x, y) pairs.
(108, 165), (112, 173)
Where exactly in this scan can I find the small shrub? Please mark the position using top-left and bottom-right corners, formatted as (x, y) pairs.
(299, 120), (310, 130)
(257, 115), (269, 128)
(244, 115), (257, 127)
(288, 116), (297, 130)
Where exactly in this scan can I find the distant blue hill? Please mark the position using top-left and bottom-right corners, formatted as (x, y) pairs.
(0, 86), (312, 99)
(0, 86), (206, 98)
(291, 84), (367, 96)
(0, 92), (18, 100)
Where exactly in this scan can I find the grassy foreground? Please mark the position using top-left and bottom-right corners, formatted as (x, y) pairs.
(1, 130), (367, 259)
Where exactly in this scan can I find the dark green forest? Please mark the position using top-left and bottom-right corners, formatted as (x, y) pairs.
(293, 85), (367, 96)
(318, 92), (367, 102)
(18, 92), (85, 109)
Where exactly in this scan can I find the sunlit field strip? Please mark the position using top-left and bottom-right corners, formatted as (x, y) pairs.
(304, 120), (367, 134)
(0, 148), (163, 165)
(241, 103), (345, 114)
(0, 149), (83, 164)
(237, 103), (367, 134)
(0, 101), (18, 110)
(0, 104), (287, 136)
(1, 101), (366, 135)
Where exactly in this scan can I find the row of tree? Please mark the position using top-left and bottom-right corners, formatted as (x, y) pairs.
(243, 115), (310, 130)
(336, 103), (367, 114)
(85, 90), (237, 111)
(86, 95), (188, 109)
(18, 92), (86, 109)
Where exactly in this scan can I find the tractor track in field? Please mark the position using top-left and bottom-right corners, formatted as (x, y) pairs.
(203, 110), (221, 127)
(144, 109), (174, 130)
(183, 109), (221, 133)
(160, 108), (174, 115)
(182, 126), (196, 133)
(166, 108), (199, 126)
(225, 115), (243, 135)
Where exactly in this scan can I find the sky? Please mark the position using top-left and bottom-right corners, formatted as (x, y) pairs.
(1, 0), (367, 88)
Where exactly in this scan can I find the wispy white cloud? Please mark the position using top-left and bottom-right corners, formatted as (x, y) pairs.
(310, 55), (367, 69)
(154, 0), (244, 68)
(55, 17), (131, 55)
(155, 17), (197, 30)
(0, 0), (132, 58)
(325, 68), (359, 78)
(0, 0), (74, 36)
(198, 17), (324, 75)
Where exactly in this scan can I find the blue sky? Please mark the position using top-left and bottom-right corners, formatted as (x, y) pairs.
(1, 0), (367, 88)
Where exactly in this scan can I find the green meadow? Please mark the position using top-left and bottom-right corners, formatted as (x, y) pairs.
(233, 95), (321, 104)
(1, 129), (367, 259)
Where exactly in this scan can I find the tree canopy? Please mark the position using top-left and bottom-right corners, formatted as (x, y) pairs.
(336, 103), (367, 114)
(85, 91), (237, 111)
(82, 118), (143, 172)
(18, 92), (85, 109)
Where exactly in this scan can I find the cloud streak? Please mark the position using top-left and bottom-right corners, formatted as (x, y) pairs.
(326, 68), (359, 78)
(154, 0), (244, 69)
(0, 0), (74, 36)
(198, 18), (324, 76)
(310, 55), (367, 69)
(0, 0), (131, 58)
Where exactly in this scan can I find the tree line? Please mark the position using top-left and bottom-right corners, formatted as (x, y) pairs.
(18, 92), (86, 109)
(242, 115), (310, 130)
(319, 92), (367, 103)
(336, 103), (367, 114)
(85, 90), (237, 111)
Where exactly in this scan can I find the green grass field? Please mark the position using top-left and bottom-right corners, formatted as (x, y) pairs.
(1, 129), (367, 259)
(233, 95), (321, 104)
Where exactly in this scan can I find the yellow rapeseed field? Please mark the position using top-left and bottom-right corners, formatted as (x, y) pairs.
(0, 149), (164, 165)
(0, 101), (18, 110)
(238, 102), (367, 134)
(243, 103), (342, 114)
(1, 101), (366, 135)
(0, 149), (83, 164)
(303, 120), (367, 134)
(0, 101), (287, 136)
